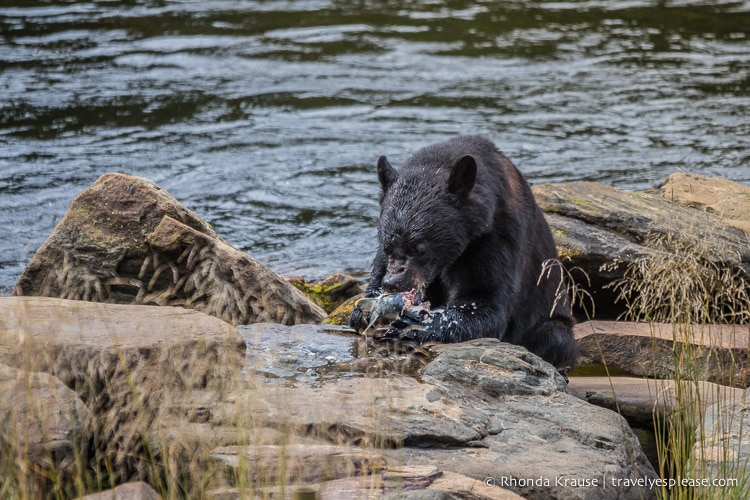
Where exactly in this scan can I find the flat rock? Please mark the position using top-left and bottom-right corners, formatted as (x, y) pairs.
(210, 444), (385, 485)
(13, 172), (325, 326)
(569, 376), (743, 427)
(653, 172), (750, 235)
(2, 304), (658, 498)
(575, 321), (750, 387)
(238, 322), (432, 381)
(0, 296), (247, 484)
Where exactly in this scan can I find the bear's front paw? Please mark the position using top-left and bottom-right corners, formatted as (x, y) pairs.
(348, 306), (370, 333)
(379, 316), (434, 344)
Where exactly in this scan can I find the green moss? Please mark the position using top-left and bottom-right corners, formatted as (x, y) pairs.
(323, 295), (359, 325)
(291, 280), (344, 313)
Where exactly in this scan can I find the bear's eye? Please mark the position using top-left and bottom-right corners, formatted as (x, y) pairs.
(415, 243), (427, 255)
(383, 238), (397, 256)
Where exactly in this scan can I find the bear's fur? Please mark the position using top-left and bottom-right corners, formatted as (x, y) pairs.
(351, 135), (577, 370)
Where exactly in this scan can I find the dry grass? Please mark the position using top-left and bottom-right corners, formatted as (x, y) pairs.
(609, 232), (750, 499)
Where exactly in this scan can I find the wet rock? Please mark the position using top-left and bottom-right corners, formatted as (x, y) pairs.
(532, 178), (750, 318)
(0, 363), (90, 498)
(575, 321), (750, 387)
(211, 330), (657, 500)
(13, 172), (325, 326)
(2, 305), (658, 498)
(238, 322), (432, 381)
(0, 296), (246, 485)
(323, 293), (361, 326)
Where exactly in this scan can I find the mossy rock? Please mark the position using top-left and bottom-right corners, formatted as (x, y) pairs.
(288, 273), (361, 314)
(323, 294), (362, 325)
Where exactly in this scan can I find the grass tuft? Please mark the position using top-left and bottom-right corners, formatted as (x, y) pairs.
(610, 231), (750, 499)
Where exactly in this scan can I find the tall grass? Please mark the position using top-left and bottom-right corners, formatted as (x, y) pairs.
(0, 315), (413, 499)
(610, 232), (750, 499)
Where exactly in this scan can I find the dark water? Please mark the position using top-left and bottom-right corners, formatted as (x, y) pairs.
(2, 1), (749, 295)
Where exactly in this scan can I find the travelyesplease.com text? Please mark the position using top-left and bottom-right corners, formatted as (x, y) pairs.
(484, 474), (738, 490)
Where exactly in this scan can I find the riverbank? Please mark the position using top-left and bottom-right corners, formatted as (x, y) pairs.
(3, 171), (750, 498)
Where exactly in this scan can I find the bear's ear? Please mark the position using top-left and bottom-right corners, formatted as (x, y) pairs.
(377, 155), (398, 192)
(448, 155), (477, 197)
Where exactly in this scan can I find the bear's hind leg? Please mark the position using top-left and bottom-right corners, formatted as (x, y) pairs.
(523, 317), (578, 372)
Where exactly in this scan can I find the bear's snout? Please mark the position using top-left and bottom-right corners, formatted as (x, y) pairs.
(383, 269), (407, 293)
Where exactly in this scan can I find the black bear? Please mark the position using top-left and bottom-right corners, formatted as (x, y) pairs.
(350, 135), (577, 371)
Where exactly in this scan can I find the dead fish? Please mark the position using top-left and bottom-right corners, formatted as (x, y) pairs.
(355, 293), (405, 332)
(355, 291), (439, 335)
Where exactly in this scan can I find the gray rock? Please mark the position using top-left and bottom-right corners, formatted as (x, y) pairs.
(77, 481), (161, 500)
(0, 301), (659, 498)
(569, 376), (743, 428)
(422, 339), (568, 396)
(532, 177), (750, 319)
(689, 388), (750, 497)
(211, 327), (658, 500)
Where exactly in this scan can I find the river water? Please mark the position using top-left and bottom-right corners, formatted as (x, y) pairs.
(1, 0), (749, 294)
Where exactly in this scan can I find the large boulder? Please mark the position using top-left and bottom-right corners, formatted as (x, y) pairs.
(532, 174), (750, 319)
(13, 172), (325, 326)
(1, 303), (658, 498)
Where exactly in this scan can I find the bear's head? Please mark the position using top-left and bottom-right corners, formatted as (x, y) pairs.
(376, 153), (493, 299)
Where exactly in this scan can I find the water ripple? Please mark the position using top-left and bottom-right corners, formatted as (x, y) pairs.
(1, 0), (748, 293)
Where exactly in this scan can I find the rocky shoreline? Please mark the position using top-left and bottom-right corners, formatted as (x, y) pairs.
(3, 172), (750, 499)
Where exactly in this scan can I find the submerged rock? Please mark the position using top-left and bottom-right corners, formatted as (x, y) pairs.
(13, 172), (325, 326)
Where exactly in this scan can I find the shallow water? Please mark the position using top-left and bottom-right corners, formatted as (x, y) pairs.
(2, 0), (749, 294)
